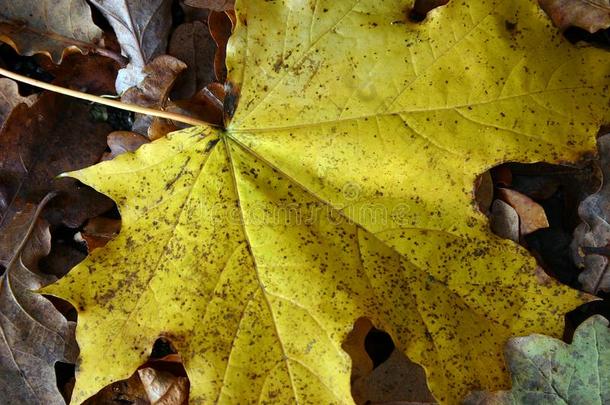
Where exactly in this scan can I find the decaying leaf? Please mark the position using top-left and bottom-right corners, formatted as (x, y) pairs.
(37, 52), (120, 95)
(0, 195), (77, 404)
(90, 0), (173, 92)
(465, 315), (610, 404)
(0, 93), (113, 228)
(497, 188), (549, 236)
(538, 0), (610, 32)
(572, 134), (610, 294)
(0, 0), (102, 63)
(138, 368), (189, 405)
(43, 0), (610, 403)
(208, 10), (232, 82)
(121, 55), (187, 138)
(0, 78), (36, 126)
(169, 21), (218, 100)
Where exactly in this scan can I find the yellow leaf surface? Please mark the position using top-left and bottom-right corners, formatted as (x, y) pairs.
(43, 0), (610, 403)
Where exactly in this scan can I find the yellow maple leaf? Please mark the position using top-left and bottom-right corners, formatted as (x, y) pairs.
(43, 0), (610, 403)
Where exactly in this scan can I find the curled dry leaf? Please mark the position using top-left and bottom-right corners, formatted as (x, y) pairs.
(169, 21), (217, 100)
(0, 93), (113, 228)
(572, 134), (610, 294)
(0, 77), (37, 126)
(0, 0), (102, 63)
(465, 315), (610, 404)
(497, 188), (549, 236)
(208, 11), (233, 82)
(138, 368), (189, 405)
(0, 196), (77, 405)
(184, 0), (235, 12)
(90, 0), (173, 92)
(538, 0), (610, 33)
(490, 199), (519, 243)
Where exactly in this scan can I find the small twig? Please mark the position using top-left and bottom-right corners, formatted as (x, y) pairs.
(0, 67), (211, 127)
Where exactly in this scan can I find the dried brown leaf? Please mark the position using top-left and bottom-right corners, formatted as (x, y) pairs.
(146, 117), (180, 140)
(169, 21), (217, 99)
(90, 0), (173, 92)
(0, 78), (36, 127)
(497, 188), (549, 236)
(208, 10), (232, 82)
(121, 55), (187, 137)
(36, 52), (120, 95)
(121, 55), (187, 108)
(77, 216), (122, 252)
(0, 197), (77, 404)
(0, 93), (113, 228)
(138, 368), (188, 405)
(490, 199), (520, 243)
(102, 131), (149, 161)
(166, 84), (225, 128)
(0, 0), (102, 62)
(538, 0), (610, 32)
